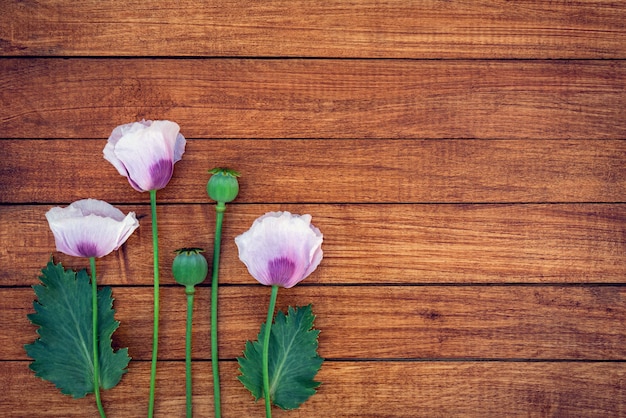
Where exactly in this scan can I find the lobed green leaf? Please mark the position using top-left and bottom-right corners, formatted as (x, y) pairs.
(24, 260), (130, 398)
(238, 304), (323, 410)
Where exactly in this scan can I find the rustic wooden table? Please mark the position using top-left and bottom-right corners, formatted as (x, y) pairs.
(1, 1), (625, 416)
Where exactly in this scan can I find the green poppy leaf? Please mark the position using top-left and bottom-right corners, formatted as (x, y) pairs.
(24, 260), (130, 398)
(238, 304), (323, 410)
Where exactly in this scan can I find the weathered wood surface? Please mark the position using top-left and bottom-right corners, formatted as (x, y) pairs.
(2, 0), (626, 59)
(2, 140), (625, 204)
(3, 360), (625, 417)
(4, 286), (626, 361)
(2, 361), (625, 417)
(1, 0), (625, 416)
(1, 60), (625, 139)
(2, 204), (625, 286)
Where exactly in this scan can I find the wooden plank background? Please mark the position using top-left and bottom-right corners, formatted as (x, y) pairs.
(1, 1), (625, 416)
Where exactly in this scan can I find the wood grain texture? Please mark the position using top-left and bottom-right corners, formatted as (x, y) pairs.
(1, 59), (625, 139)
(2, 204), (625, 286)
(1, 139), (625, 204)
(2, 361), (624, 417)
(2, 0), (625, 415)
(2, 0), (626, 59)
(5, 285), (626, 361)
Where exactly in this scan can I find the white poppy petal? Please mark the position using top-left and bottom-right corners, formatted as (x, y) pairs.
(113, 128), (173, 191)
(113, 212), (140, 251)
(174, 133), (186, 162)
(235, 211), (323, 288)
(103, 142), (130, 178)
(70, 199), (126, 221)
(45, 200), (139, 258)
(104, 119), (185, 192)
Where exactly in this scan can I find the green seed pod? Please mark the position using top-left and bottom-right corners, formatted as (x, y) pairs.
(172, 248), (209, 289)
(207, 167), (240, 203)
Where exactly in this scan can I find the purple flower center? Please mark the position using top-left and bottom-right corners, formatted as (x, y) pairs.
(149, 158), (174, 190)
(268, 256), (296, 286)
(76, 241), (99, 258)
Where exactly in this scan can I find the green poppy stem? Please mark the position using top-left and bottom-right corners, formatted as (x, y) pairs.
(89, 257), (106, 418)
(263, 285), (279, 418)
(210, 202), (225, 417)
(148, 189), (160, 418)
(185, 287), (195, 418)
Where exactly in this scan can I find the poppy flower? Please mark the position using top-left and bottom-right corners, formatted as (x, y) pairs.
(45, 199), (139, 258)
(103, 119), (186, 192)
(235, 211), (323, 288)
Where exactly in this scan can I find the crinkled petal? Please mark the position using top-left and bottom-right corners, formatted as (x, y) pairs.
(235, 211), (323, 288)
(104, 120), (185, 192)
(111, 123), (176, 191)
(104, 120), (154, 180)
(302, 224), (324, 280)
(46, 202), (139, 258)
(173, 132), (186, 163)
(45, 204), (83, 223)
(103, 141), (129, 178)
(69, 199), (126, 221)
(108, 119), (152, 146)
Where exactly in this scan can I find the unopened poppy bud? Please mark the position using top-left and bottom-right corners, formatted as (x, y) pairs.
(172, 248), (209, 291)
(207, 168), (240, 203)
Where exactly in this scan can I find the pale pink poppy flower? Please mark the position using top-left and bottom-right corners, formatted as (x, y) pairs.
(235, 211), (323, 288)
(45, 199), (139, 258)
(103, 119), (186, 192)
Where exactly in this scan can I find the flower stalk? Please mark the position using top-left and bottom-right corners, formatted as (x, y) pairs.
(210, 203), (224, 418)
(172, 248), (209, 418)
(148, 189), (160, 418)
(103, 119), (186, 417)
(262, 285), (279, 418)
(90, 257), (106, 418)
(207, 167), (240, 418)
(185, 289), (194, 417)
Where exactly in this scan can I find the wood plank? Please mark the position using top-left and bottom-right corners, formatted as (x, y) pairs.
(6, 286), (626, 360)
(3, 1), (624, 417)
(2, 361), (624, 416)
(2, 1), (626, 59)
(1, 139), (625, 204)
(1, 59), (624, 139)
(2, 204), (625, 286)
